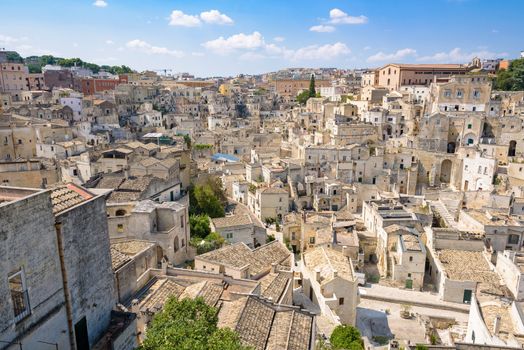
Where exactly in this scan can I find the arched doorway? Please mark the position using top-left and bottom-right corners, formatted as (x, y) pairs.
(440, 159), (452, 183)
(509, 140), (517, 157)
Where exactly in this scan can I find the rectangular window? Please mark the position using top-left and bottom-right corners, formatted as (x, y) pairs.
(226, 232), (233, 239)
(117, 224), (124, 233)
(339, 298), (344, 305)
(309, 237), (315, 244)
(9, 269), (30, 322)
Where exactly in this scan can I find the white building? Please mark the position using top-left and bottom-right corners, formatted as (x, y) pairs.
(461, 153), (496, 191)
(495, 250), (524, 301)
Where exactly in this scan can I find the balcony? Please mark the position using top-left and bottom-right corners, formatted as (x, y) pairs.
(11, 289), (31, 323)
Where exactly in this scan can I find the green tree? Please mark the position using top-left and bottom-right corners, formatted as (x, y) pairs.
(5, 51), (24, 63)
(494, 58), (524, 91)
(190, 232), (225, 255)
(189, 214), (211, 239)
(297, 90), (310, 105)
(208, 328), (248, 350)
(188, 178), (226, 218)
(183, 134), (192, 149)
(330, 325), (364, 350)
(140, 297), (250, 350)
(309, 74), (316, 97)
(194, 185), (225, 218)
(27, 64), (42, 73)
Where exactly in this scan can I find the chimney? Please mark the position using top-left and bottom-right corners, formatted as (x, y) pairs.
(161, 258), (168, 274)
(271, 262), (278, 273)
(493, 315), (501, 335)
(315, 268), (321, 282)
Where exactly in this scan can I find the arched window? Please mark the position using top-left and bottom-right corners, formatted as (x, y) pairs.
(115, 209), (127, 216)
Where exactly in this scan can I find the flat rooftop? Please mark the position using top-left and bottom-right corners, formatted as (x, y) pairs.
(0, 186), (41, 204)
(437, 249), (504, 295)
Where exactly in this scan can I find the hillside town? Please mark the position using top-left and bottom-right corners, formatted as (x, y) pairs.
(3, 42), (524, 350)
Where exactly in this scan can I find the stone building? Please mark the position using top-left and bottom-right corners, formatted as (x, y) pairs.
(0, 187), (70, 349)
(495, 250), (524, 301)
(301, 246), (359, 326)
(376, 63), (469, 91)
(391, 234), (426, 289)
(194, 241), (292, 280)
(106, 199), (190, 266)
(427, 74), (492, 114)
(0, 184), (135, 349)
(210, 214), (266, 248)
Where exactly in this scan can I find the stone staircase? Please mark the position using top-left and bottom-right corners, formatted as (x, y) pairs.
(431, 200), (459, 229)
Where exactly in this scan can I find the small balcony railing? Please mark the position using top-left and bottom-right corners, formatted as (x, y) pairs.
(11, 289), (31, 323)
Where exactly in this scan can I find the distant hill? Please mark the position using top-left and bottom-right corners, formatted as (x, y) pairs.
(4, 51), (134, 75)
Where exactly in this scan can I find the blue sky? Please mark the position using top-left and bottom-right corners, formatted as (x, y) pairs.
(0, 0), (522, 77)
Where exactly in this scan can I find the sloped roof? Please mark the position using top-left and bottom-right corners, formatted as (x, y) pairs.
(234, 296), (314, 350)
(211, 214), (253, 229)
(50, 183), (94, 215)
(303, 246), (355, 283)
(197, 241), (291, 277)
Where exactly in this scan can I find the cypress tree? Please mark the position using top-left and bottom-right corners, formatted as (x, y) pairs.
(308, 74), (316, 97)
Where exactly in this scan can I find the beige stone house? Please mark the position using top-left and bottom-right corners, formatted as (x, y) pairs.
(210, 214), (267, 248)
(301, 246), (359, 326)
(391, 234), (426, 289)
(248, 186), (289, 222)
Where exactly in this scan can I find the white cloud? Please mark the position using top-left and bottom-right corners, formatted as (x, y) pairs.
(367, 48), (417, 62)
(310, 25), (335, 33)
(202, 32), (265, 54)
(291, 42), (350, 61)
(93, 0), (108, 8)
(200, 10), (233, 25)
(0, 34), (27, 46)
(273, 36), (285, 42)
(329, 8), (368, 24)
(105, 39), (114, 45)
(418, 47), (506, 63)
(126, 39), (184, 57)
(169, 10), (201, 27)
(202, 31), (350, 62)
